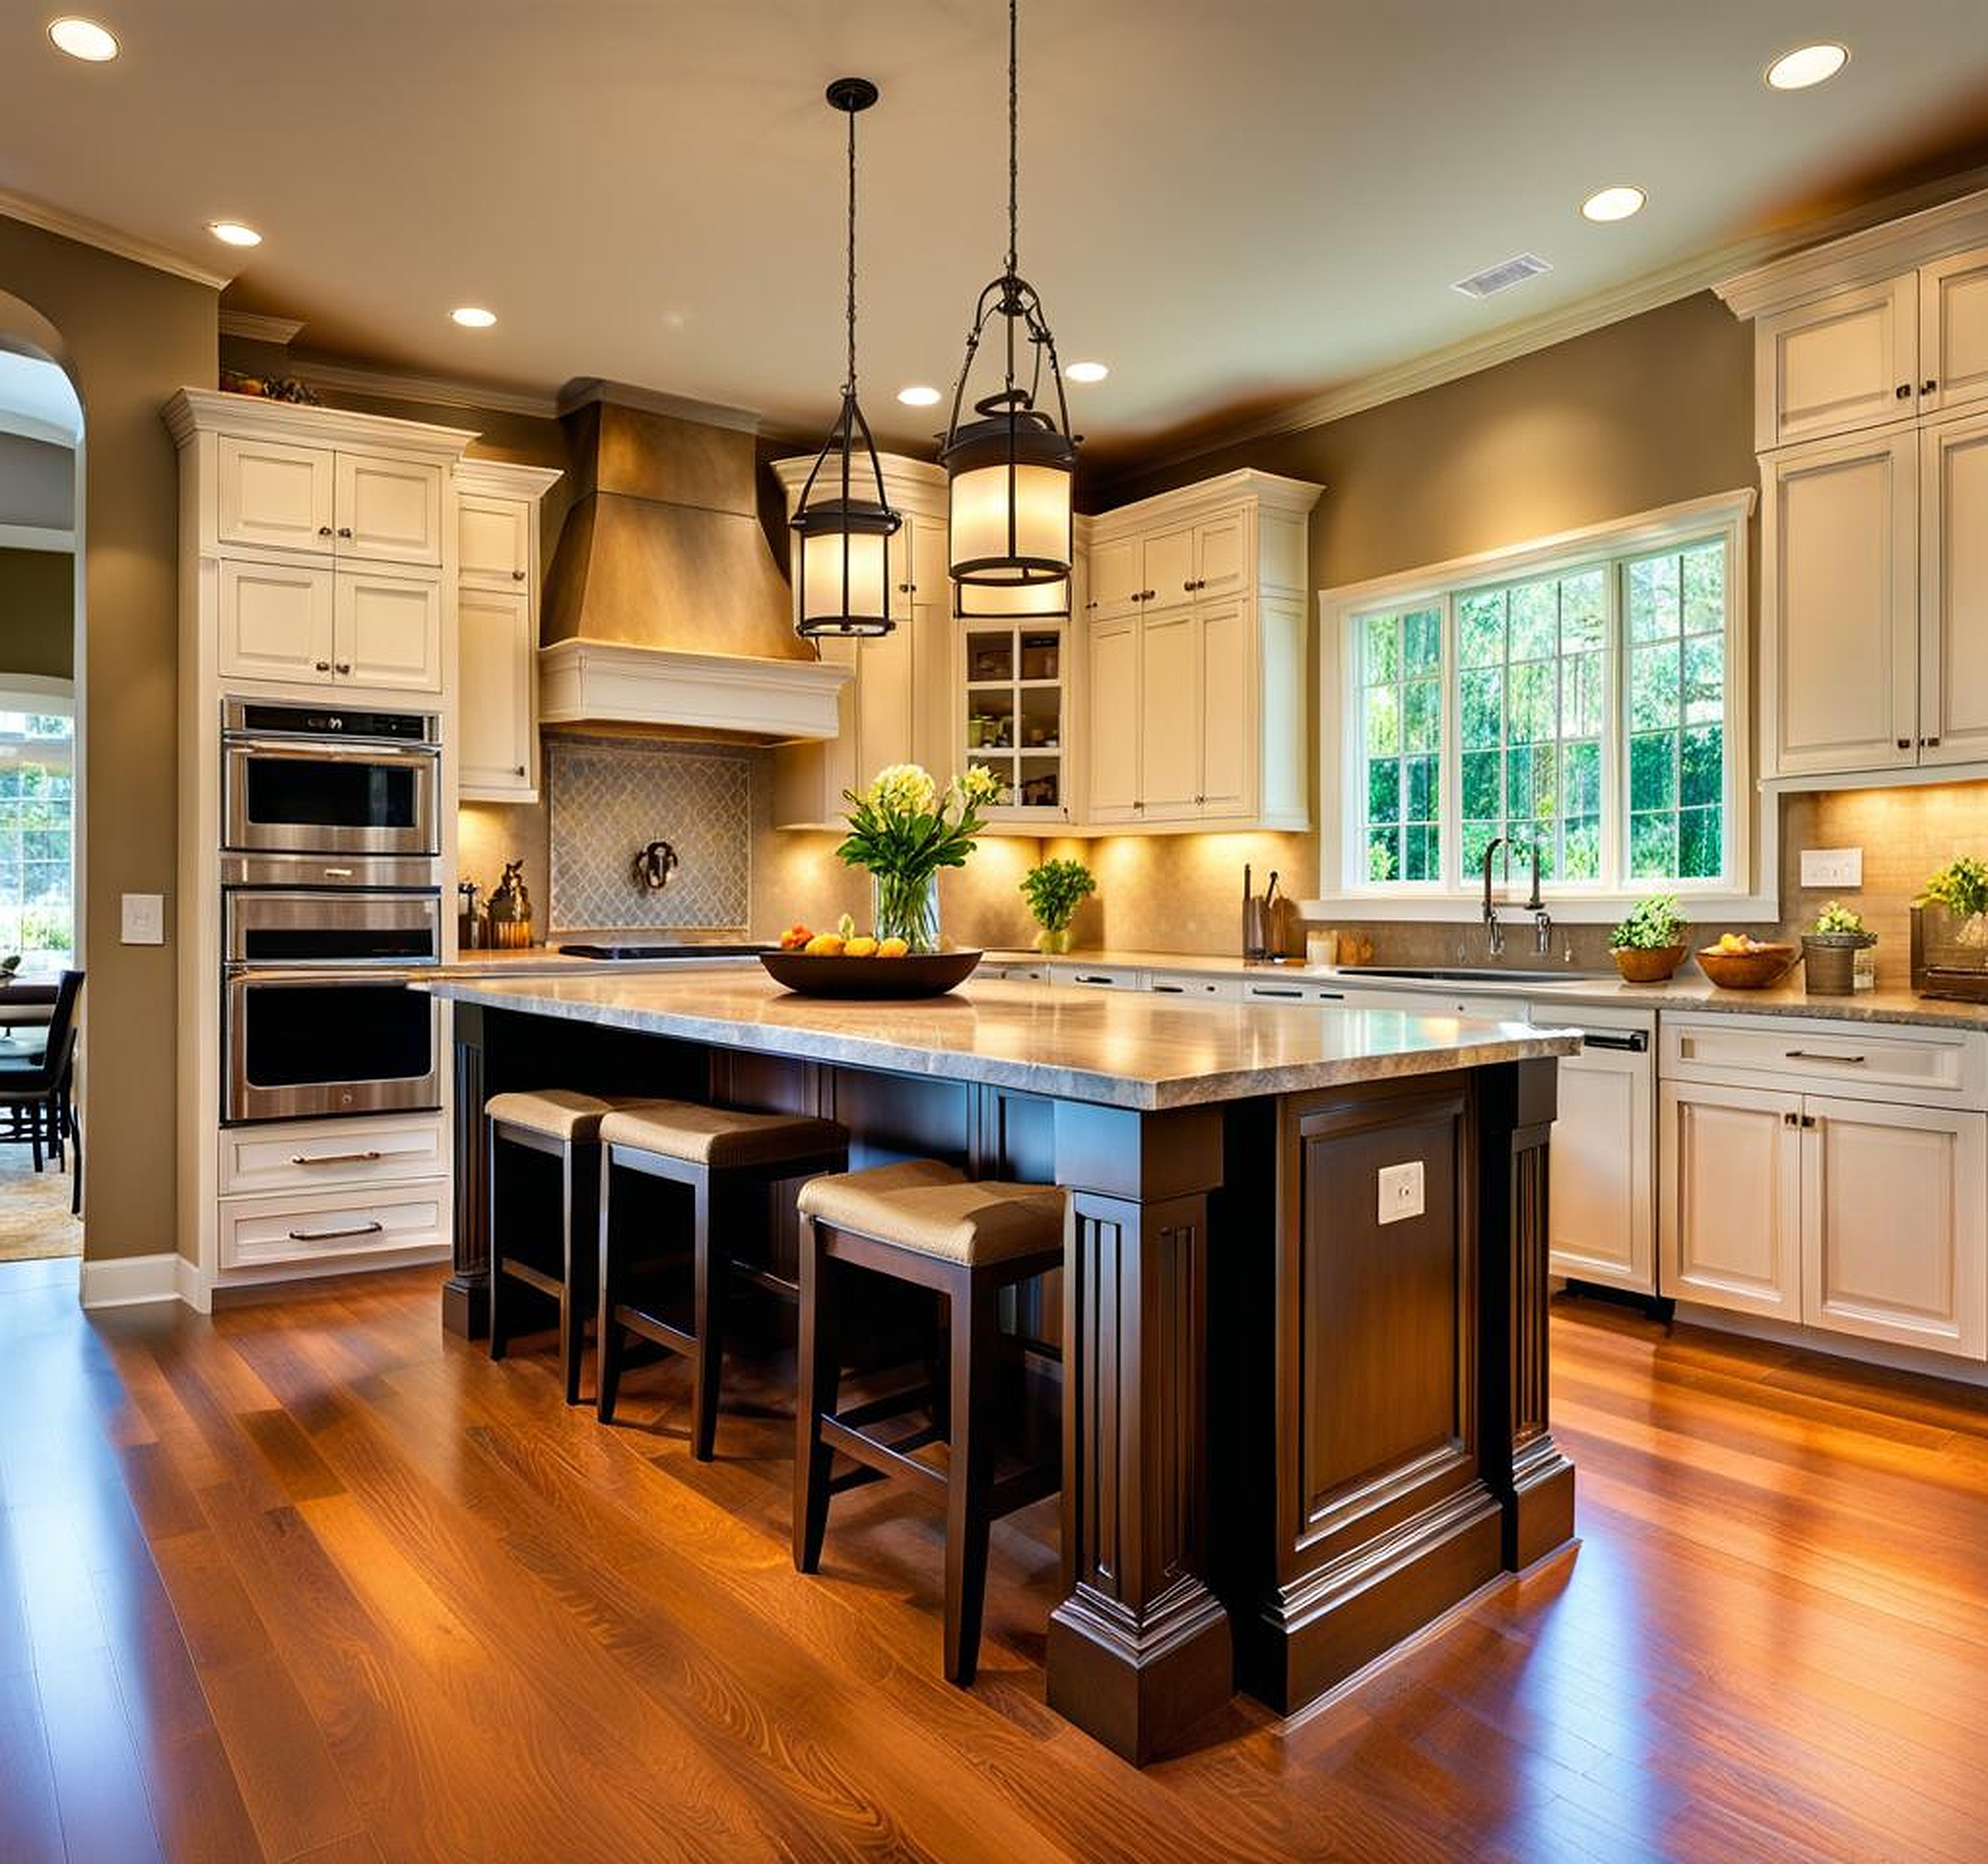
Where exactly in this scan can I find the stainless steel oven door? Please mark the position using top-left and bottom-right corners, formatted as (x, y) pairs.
(224, 888), (442, 967)
(222, 738), (440, 856)
(223, 970), (442, 1124)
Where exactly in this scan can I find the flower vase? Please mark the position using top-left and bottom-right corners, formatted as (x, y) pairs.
(873, 872), (942, 954)
(1034, 925), (1074, 954)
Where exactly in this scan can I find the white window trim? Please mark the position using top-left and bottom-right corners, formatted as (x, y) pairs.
(1308, 489), (1773, 923)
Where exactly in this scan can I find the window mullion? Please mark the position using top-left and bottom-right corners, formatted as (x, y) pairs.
(1440, 593), (1461, 894)
(1603, 559), (1626, 889)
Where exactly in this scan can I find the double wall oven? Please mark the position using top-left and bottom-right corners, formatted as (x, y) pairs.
(220, 701), (445, 1126)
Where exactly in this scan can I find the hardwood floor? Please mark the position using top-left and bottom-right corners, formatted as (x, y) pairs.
(3, 1260), (1985, 1863)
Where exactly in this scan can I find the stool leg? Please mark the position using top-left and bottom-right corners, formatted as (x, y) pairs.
(794, 1216), (838, 1573)
(690, 1172), (724, 1461)
(943, 1275), (1000, 1686)
(596, 1148), (624, 1424)
(561, 1141), (600, 1408)
(486, 1126), (509, 1363)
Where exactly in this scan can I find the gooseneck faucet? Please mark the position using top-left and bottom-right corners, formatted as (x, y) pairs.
(1525, 845), (1553, 955)
(1481, 835), (1506, 958)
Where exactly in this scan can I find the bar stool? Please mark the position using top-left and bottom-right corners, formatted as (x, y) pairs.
(486, 1088), (647, 1405)
(793, 1160), (1064, 1686)
(597, 1099), (848, 1459)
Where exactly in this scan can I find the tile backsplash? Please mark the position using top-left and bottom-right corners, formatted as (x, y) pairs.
(548, 736), (751, 933)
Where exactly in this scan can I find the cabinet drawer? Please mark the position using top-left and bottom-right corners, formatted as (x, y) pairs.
(219, 1112), (447, 1197)
(980, 963), (1049, 982)
(1055, 965), (1144, 991)
(218, 1186), (449, 1271)
(1663, 1014), (1987, 1108)
(1329, 985), (1512, 1019)
(1148, 971), (1242, 1000)
(1242, 977), (1351, 1005)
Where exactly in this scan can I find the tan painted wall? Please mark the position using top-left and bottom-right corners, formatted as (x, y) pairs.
(0, 547), (74, 680)
(0, 214), (217, 1263)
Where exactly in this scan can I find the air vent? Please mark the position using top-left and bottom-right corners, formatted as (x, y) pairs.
(1451, 253), (1554, 300)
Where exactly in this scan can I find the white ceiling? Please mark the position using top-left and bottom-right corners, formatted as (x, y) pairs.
(3, 1), (1987, 469)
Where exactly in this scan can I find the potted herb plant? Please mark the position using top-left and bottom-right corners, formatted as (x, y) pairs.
(1912, 855), (1988, 994)
(1608, 892), (1689, 983)
(1802, 901), (1876, 997)
(1019, 857), (1096, 955)
(835, 763), (1002, 954)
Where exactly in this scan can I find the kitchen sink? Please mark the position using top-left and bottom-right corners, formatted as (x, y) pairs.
(1333, 965), (1613, 987)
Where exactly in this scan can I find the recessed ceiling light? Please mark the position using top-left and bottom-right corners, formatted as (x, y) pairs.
(208, 221), (262, 248)
(1065, 361), (1109, 384)
(897, 384), (942, 407)
(1767, 42), (1849, 90)
(1581, 185), (1647, 223)
(450, 307), (497, 329)
(48, 16), (117, 61)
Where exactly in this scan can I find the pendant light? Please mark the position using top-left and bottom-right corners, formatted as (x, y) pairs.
(792, 77), (902, 639)
(940, 0), (1079, 588)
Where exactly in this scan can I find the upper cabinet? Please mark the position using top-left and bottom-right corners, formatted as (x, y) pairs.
(1754, 277), (1919, 450)
(215, 434), (445, 566)
(1090, 510), (1253, 620)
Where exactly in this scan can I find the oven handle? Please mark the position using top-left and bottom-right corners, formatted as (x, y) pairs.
(225, 736), (440, 765)
(1575, 1028), (1648, 1053)
(285, 1221), (386, 1244)
(226, 964), (441, 983)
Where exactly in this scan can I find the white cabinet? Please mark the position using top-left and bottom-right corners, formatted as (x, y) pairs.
(1660, 1080), (1805, 1322)
(334, 568), (443, 691)
(1761, 427), (1919, 778)
(1194, 598), (1252, 817)
(1136, 607), (1200, 817)
(1086, 510), (1252, 618)
(1918, 245), (1988, 418)
(1088, 534), (1144, 621)
(333, 451), (445, 565)
(458, 589), (534, 791)
(458, 493), (533, 588)
(1918, 408), (1988, 766)
(216, 435), (336, 553)
(1537, 1016), (1655, 1295)
(1755, 277), (1918, 450)
(217, 558), (336, 685)
(1084, 616), (1140, 822)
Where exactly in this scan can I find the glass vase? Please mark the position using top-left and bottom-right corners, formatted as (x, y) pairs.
(1034, 924), (1074, 954)
(873, 872), (942, 954)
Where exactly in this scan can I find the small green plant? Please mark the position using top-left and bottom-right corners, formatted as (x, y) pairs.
(1917, 856), (1988, 921)
(1810, 901), (1866, 936)
(1610, 892), (1685, 951)
(1019, 858), (1097, 934)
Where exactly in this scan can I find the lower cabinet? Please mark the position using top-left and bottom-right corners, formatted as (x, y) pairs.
(1535, 1011), (1655, 1295)
(1660, 1080), (1805, 1321)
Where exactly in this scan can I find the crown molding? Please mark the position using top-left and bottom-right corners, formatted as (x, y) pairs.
(1109, 161), (1988, 489)
(161, 386), (478, 457)
(219, 309), (307, 345)
(0, 186), (231, 291)
(559, 377), (762, 432)
(1088, 467), (1324, 539)
(290, 355), (560, 420)
(453, 457), (564, 500)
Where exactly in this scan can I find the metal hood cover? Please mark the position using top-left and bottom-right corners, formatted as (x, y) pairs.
(536, 386), (846, 742)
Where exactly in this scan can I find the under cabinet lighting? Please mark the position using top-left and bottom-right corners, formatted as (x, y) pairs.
(1767, 43), (1849, 90)
(1581, 185), (1647, 223)
(451, 307), (497, 328)
(48, 17), (117, 60)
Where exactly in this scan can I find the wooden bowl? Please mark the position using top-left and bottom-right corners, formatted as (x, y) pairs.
(758, 948), (983, 999)
(1696, 943), (1800, 990)
(1610, 943), (1688, 984)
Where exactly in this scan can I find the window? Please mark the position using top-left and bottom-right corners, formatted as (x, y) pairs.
(1327, 494), (1754, 910)
(0, 698), (74, 968)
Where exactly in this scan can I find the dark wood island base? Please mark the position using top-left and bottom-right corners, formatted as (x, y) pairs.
(434, 977), (1576, 1764)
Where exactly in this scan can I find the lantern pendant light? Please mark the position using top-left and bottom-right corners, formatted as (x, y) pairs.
(792, 77), (902, 639)
(940, 0), (1079, 588)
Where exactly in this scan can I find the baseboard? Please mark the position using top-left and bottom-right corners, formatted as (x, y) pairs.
(1669, 1300), (1988, 1390)
(79, 1251), (201, 1310)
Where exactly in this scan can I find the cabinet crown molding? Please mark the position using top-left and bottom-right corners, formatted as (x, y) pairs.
(769, 451), (948, 520)
(453, 458), (564, 500)
(1087, 468), (1324, 540)
(1717, 183), (1988, 321)
(162, 386), (478, 460)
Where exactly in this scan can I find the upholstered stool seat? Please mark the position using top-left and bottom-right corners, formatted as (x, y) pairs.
(598, 1101), (849, 1460)
(794, 1161), (1065, 1686)
(485, 1090), (661, 1404)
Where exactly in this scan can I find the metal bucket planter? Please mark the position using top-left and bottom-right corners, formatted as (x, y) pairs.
(1802, 930), (1875, 997)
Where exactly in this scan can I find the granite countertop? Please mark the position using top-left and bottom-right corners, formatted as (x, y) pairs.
(437, 948), (764, 978)
(426, 970), (1577, 1112)
(980, 948), (1988, 1033)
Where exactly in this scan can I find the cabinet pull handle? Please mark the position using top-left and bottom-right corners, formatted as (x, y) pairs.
(1151, 982), (1185, 994)
(1926, 735), (1942, 748)
(314, 659), (331, 672)
(317, 525), (333, 537)
(336, 526), (353, 538)
(334, 661), (352, 675)
(290, 1150), (385, 1167)
(1073, 974), (1116, 986)
(1925, 379), (1938, 395)
(1896, 383), (1914, 399)
(1898, 737), (1913, 750)
(1801, 1114), (1819, 1129)
(1784, 1050), (1864, 1064)
(515, 763), (527, 776)
(511, 569), (527, 582)
(1253, 986), (1303, 998)
(286, 1221), (385, 1244)
(1783, 1111), (1799, 1127)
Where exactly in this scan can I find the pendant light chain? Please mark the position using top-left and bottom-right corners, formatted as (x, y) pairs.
(1005, 0), (1019, 282)
(844, 96), (860, 398)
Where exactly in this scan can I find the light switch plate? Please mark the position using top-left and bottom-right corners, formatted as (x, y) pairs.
(121, 892), (165, 945)
(1378, 1160), (1424, 1227)
(1800, 847), (1863, 888)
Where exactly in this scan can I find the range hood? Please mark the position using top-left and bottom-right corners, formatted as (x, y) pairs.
(536, 384), (849, 741)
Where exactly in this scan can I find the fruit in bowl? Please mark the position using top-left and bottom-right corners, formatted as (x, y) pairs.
(1696, 932), (1800, 989)
(778, 922), (813, 952)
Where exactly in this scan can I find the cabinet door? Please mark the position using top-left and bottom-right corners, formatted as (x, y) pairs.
(1141, 524), (1197, 609)
(1920, 411), (1988, 765)
(1084, 616), (1140, 820)
(1801, 1096), (1986, 1359)
(334, 451), (445, 566)
(1659, 1080), (1803, 1320)
(1193, 510), (1249, 599)
(217, 559), (335, 685)
(1919, 244), (1988, 418)
(333, 569), (443, 691)
(1137, 607), (1200, 818)
(1548, 1042), (1654, 1293)
(1756, 276), (1917, 448)
(1763, 429), (1918, 778)
(458, 588), (534, 796)
(1088, 535), (1143, 620)
(457, 494), (532, 588)
(1195, 599), (1253, 818)
(216, 435), (335, 554)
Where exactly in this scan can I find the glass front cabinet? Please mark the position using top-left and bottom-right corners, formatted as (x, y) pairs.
(958, 596), (1073, 823)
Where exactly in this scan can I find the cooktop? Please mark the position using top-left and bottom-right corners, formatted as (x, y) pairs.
(560, 942), (775, 961)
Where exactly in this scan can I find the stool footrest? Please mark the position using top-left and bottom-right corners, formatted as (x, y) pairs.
(611, 1303), (697, 1358)
(497, 1258), (563, 1301)
(822, 1416), (948, 1491)
(833, 1384), (932, 1430)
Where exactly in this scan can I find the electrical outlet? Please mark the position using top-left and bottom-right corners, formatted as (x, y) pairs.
(120, 892), (165, 945)
(1377, 1160), (1424, 1227)
(1800, 847), (1863, 889)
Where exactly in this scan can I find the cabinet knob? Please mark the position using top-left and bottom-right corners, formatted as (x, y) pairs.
(515, 763), (527, 776)
(314, 659), (331, 672)
(1926, 735), (1942, 749)
(511, 569), (527, 582)
(317, 525), (333, 538)
(1925, 379), (1938, 395)
(336, 526), (353, 538)
(334, 661), (352, 675)
(1143, 589), (1156, 601)
(1898, 737), (1913, 751)
(1896, 383), (1914, 399)
(898, 582), (912, 593)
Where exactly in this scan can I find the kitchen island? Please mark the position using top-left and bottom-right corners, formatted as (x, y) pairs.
(429, 970), (1580, 1762)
